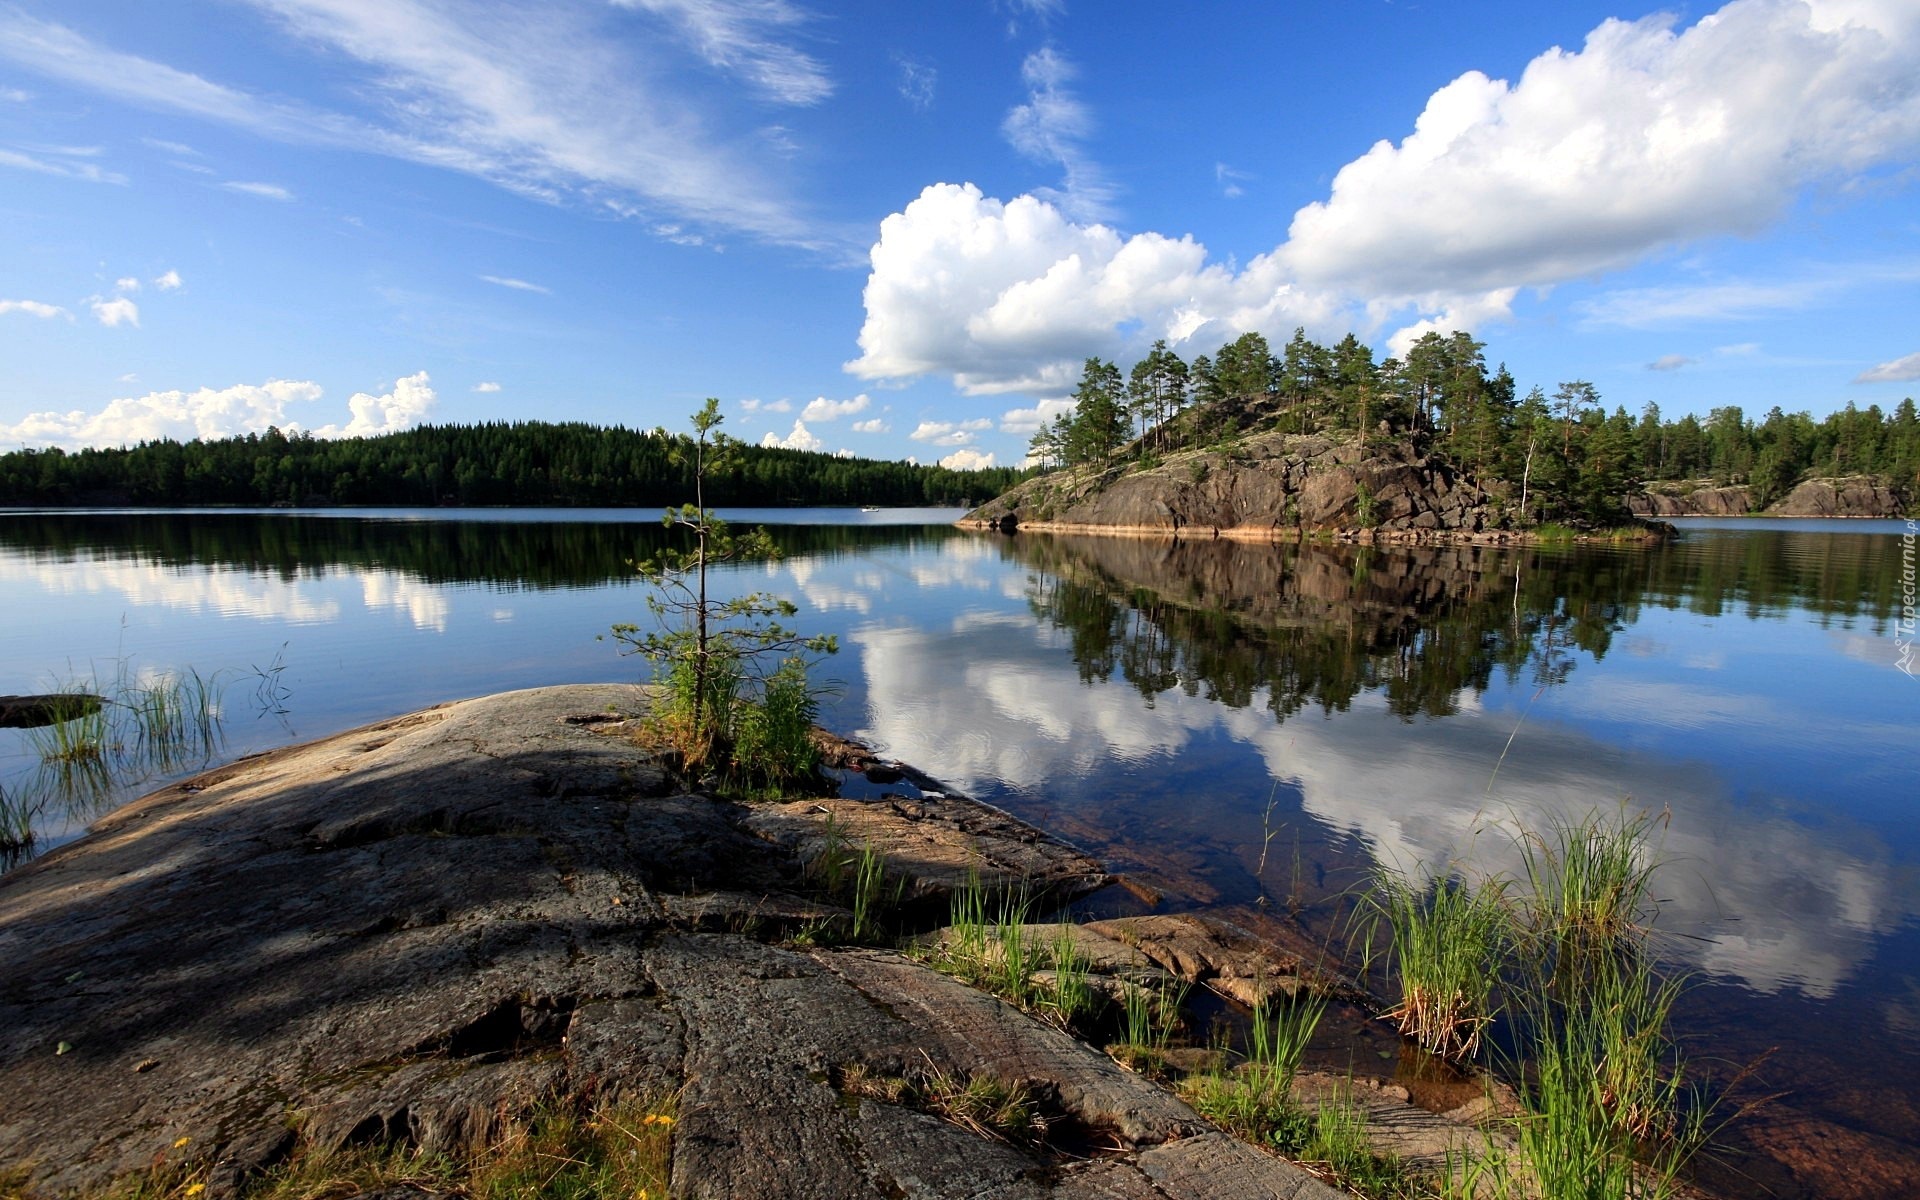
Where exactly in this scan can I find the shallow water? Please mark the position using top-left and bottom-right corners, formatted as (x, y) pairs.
(2, 508), (1916, 1194)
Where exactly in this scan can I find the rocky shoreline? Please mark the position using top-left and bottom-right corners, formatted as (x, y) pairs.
(966, 432), (1677, 544)
(1627, 475), (1909, 519)
(0, 684), (1489, 1199)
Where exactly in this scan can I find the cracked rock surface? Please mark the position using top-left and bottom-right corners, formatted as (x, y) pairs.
(0, 684), (1342, 1199)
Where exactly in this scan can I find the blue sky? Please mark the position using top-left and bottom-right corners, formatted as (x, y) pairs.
(1, 0), (1917, 470)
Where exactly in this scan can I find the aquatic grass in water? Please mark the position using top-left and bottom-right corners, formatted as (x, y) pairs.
(1358, 867), (1511, 1062)
(1401, 807), (1711, 1200)
(6, 668), (228, 865)
(1515, 807), (1666, 983)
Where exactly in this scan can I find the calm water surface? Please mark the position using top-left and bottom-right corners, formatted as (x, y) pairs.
(2, 507), (1916, 1195)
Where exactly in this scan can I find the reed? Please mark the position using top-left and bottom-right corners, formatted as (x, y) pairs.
(1248, 982), (1326, 1098)
(1451, 806), (1706, 1200)
(1514, 807), (1665, 984)
(1042, 921), (1098, 1027)
(1358, 866), (1511, 1061)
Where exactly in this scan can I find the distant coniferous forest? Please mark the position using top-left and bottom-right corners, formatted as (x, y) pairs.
(1029, 329), (1920, 522)
(4, 330), (1917, 516)
(0, 420), (1025, 508)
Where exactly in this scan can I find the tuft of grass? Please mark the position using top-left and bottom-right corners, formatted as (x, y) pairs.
(1514, 807), (1665, 989)
(1357, 867), (1511, 1061)
(1285, 1097), (1421, 1198)
(1040, 922), (1099, 1029)
(802, 823), (902, 944)
(1460, 806), (1705, 1200)
(24, 688), (112, 767)
(1109, 977), (1189, 1075)
(930, 871), (1052, 1012)
(840, 1061), (1047, 1147)
(730, 656), (828, 787)
(1248, 982), (1326, 1098)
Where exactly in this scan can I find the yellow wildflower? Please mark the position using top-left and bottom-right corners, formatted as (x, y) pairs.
(172, 1137), (191, 1149)
(185, 1185), (206, 1197)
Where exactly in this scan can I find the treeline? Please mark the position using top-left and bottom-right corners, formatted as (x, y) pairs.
(1030, 330), (1920, 523)
(0, 421), (1026, 509)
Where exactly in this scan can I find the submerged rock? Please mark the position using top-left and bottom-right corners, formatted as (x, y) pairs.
(0, 693), (105, 730)
(0, 685), (1346, 1199)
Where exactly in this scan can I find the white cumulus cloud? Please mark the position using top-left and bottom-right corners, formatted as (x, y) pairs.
(1648, 354), (1695, 371)
(739, 397), (793, 414)
(761, 418), (823, 451)
(1, 298), (71, 320)
(0, 379), (325, 448)
(851, 417), (890, 434)
(312, 371), (437, 438)
(1856, 351), (1920, 383)
(153, 269), (183, 290)
(999, 396), (1075, 435)
(799, 393), (871, 422)
(851, 0), (1920, 398)
(0, 372), (437, 449)
(115, 276), (141, 292)
(846, 182), (1332, 396)
(938, 447), (998, 470)
(910, 418), (992, 447)
(474, 381), (503, 393)
(1282, 0), (1920, 306)
(90, 296), (139, 327)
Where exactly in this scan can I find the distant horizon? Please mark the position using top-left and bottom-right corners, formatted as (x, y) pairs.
(2, 1), (1916, 469)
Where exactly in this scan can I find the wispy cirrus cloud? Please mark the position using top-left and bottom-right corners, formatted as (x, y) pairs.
(0, 3), (850, 251)
(894, 53), (935, 110)
(609, 0), (831, 106)
(1001, 46), (1113, 222)
(1577, 279), (1833, 328)
(221, 180), (294, 201)
(479, 275), (550, 295)
(0, 142), (127, 184)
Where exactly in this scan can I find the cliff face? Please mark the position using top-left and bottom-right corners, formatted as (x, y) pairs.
(1773, 477), (1908, 517)
(1627, 476), (1910, 518)
(968, 432), (1513, 539)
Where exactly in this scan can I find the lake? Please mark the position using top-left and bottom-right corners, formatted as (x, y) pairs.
(2, 506), (1917, 1196)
